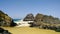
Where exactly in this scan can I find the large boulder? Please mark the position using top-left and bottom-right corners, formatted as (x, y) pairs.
(34, 13), (44, 22)
(0, 10), (17, 27)
(23, 13), (34, 21)
(0, 27), (11, 34)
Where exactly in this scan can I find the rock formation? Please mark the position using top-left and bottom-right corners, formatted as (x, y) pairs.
(34, 13), (60, 26)
(0, 27), (11, 34)
(29, 13), (60, 31)
(0, 10), (17, 27)
(23, 13), (34, 21)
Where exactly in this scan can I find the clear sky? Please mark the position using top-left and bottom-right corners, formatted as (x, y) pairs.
(0, 0), (60, 19)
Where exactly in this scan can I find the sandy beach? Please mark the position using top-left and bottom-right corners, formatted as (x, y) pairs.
(1, 27), (60, 34)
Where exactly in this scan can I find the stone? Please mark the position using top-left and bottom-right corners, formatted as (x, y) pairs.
(0, 28), (11, 34)
(0, 10), (17, 27)
(23, 13), (34, 21)
(0, 28), (4, 33)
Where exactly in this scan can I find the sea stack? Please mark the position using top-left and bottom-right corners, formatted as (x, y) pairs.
(23, 13), (34, 21)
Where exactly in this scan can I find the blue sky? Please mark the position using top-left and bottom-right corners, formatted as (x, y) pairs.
(0, 0), (60, 19)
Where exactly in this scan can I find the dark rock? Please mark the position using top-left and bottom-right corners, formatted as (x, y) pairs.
(23, 13), (34, 21)
(29, 23), (36, 27)
(2, 30), (11, 34)
(39, 25), (47, 29)
(0, 28), (4, 33)
(10, 20), (17, 27)
(55, 29), (60, 32)
(54, 26), (60, 32)
(0, 28), (11, 34)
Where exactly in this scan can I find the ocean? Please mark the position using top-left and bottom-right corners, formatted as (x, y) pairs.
(13, 19), (21, 23)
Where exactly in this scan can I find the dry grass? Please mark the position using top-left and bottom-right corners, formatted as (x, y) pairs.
(1, 27), (60, 34)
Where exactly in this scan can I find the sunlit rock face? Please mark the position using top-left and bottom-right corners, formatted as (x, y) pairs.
(0, 10), (16, 27)
(23, 13), (34, 21)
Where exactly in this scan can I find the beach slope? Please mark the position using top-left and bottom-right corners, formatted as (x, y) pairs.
(2, 27), (60, 34)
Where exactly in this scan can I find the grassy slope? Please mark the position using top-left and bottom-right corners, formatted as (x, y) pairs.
(2, 27), (60, 34)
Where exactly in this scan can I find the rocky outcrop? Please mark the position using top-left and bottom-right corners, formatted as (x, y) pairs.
(23, 13), (34, 21)
(29, 13), (60, 31)
(35, 13), (60, 24)
(0, 27), (11, 34)
(0, 10), (17, 27)
(34, 13), (60, 26)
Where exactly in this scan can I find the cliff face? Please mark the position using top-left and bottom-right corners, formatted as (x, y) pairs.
(23, 13), (34, 21)
(24, 13), (60, 25)
(29, 13), (60, 30)
(0, 10), (16, 27)
(34, 13), (60, 25)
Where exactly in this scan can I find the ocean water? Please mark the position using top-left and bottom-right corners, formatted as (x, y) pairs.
(13, 19), (21, 22)
(13, 19), (31, 27)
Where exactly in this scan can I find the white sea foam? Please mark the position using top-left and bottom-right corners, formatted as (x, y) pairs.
(14, 19), (33, 27)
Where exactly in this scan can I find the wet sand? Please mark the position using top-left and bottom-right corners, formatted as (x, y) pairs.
(1, 27), (60, 34)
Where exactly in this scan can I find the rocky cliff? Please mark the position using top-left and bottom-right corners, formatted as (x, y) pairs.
(0, 10), (16, 27)
(27, 13), (60, 31)
(34, 13), (60, 25)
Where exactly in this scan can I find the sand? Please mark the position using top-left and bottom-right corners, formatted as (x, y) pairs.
(1, 27), (60, 34)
